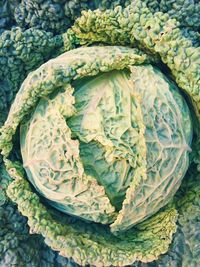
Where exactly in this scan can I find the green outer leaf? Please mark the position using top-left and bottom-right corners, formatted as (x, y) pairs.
(148, 169), (200, 267)
(176, 170), (200, 267)
(69, 1), (200, 123)
(6, 174), (177, 267)
(0, 46), (149, 157)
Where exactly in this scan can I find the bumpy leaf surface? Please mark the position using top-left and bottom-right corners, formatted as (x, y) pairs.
(1, 46), (178, 265)
(0, 1), (199, 266)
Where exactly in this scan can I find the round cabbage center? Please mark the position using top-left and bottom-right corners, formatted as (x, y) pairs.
(20, 65), (192, 223)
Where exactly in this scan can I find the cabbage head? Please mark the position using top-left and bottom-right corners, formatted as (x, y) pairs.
(19, 47), (192, 235)
(0, 1), (199, 267)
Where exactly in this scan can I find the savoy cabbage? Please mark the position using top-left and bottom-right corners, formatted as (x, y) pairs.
(0, 0), (199, 266)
